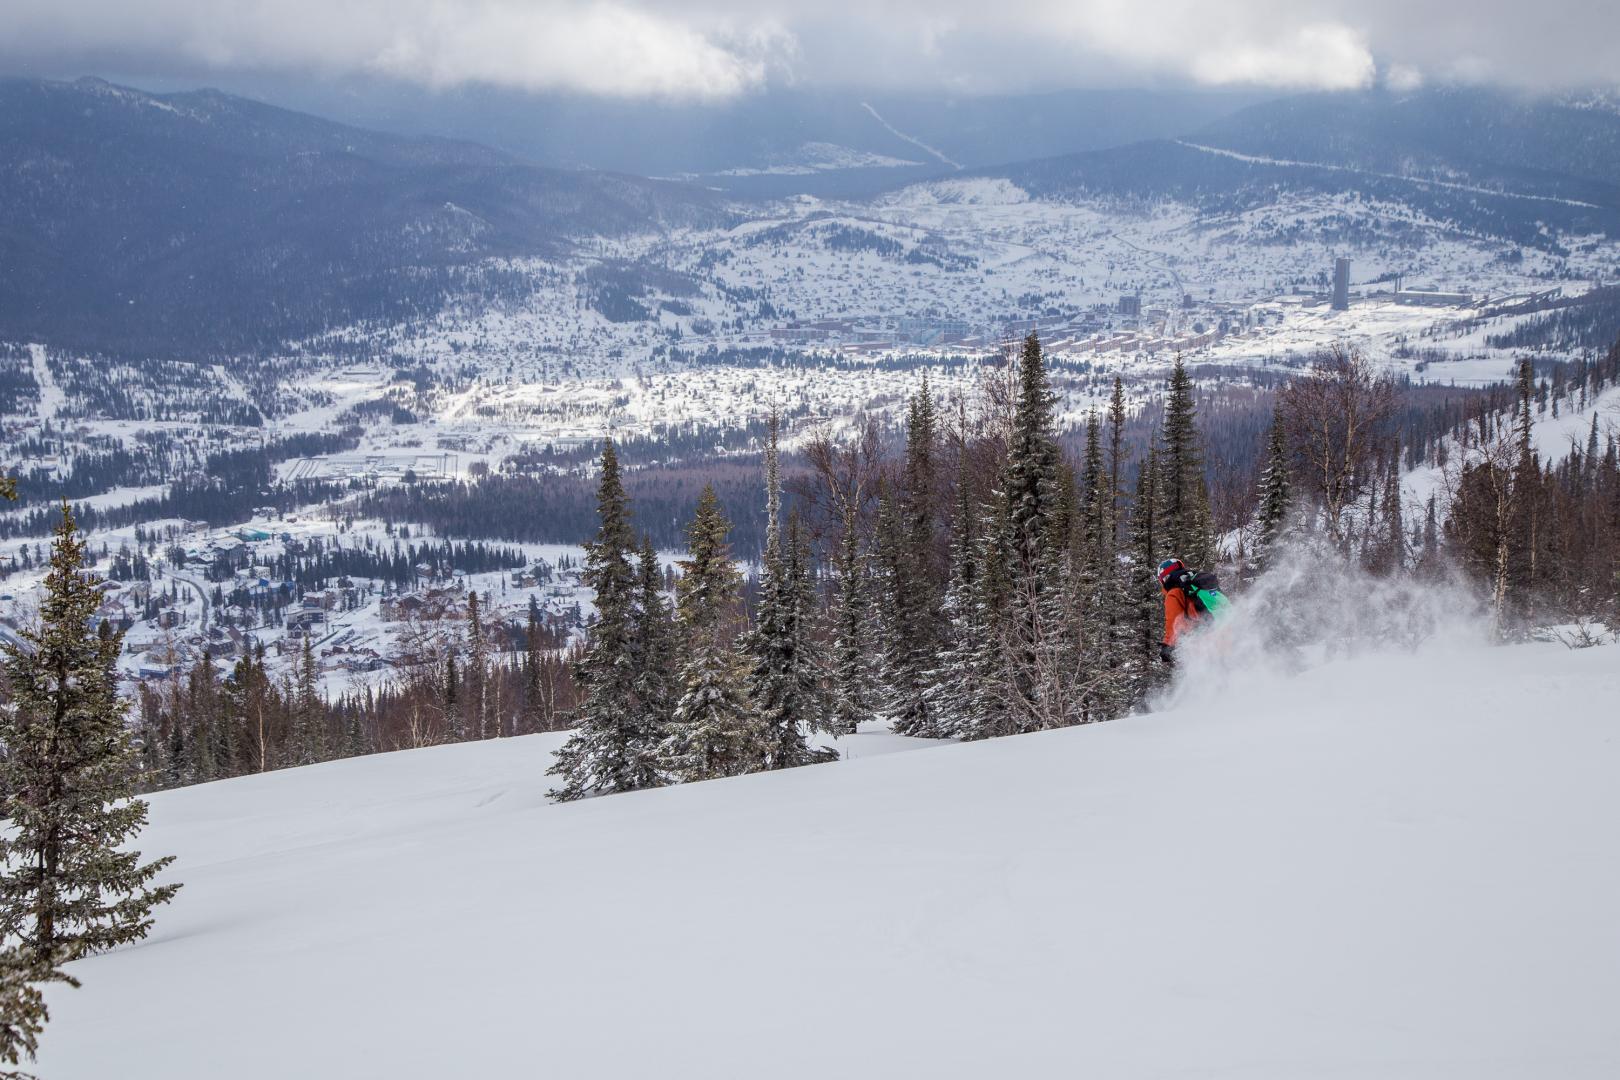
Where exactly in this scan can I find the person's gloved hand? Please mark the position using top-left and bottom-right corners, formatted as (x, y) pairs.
(1159, 643), (1175, 665)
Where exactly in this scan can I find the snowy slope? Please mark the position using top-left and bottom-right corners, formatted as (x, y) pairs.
(41, 641), (1620, 1079)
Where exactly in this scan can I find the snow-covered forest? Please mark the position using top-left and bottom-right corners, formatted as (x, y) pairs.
(5, 22), (1620, 1075)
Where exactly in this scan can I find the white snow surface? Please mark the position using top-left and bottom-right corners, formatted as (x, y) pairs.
(42, 640), (1620, 1079)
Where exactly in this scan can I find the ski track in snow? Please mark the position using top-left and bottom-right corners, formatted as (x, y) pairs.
(861, 102), (963, 170)
(1176, 141), (1606, 209)
(28, 343), (64, 420)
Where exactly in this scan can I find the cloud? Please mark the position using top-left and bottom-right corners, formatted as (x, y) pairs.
(3, 0), (786, 99)
(1187, 23), (1375, 90)
(2, 0), (1616, 97)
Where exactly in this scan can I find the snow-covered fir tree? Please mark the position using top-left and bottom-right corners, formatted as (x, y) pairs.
(0, 945), (73, 1080)
(664, 486), (765, 782)
(924, 443), (984, 739)
(1073, 409), (1130, 722)
(998, 332), (1082, 731)
(290, 637), (323, 766)
(747, 414), (829, 769)
(1251, 411), (1293, 575)
(548, 441), (663, 800)
(632, 535), (679, 758)
(522, 602), (550, 734)
(0, 505), (180, 966)
(885, 380), (946, 736)
(1157, 355), (1214, 568)
(825, 504), (876, 736)
(465, 591), (490, 739)
(958, 502), (1017, 739)
(1129, 441), (1169, 699)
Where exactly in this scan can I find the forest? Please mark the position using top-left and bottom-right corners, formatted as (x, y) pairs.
(113, 333), (1620, 795)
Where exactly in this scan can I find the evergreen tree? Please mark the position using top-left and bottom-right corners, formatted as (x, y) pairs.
(341, 703), (367, 758)
(957, 502), (1017, 739)
(1157, 355), (1214, 567)
(632, 535), (678, 758)
(1510, 359), (1546, 623)
(521, 604), (548, 734)
(751, 514), (831, 769)
(0, 946), (74, 1080)
(664, 486), (764, 782)
(748, 416), (827, 767)
(442, 651), (460, 741)
(1073, 410), (1129, 722)
(826, 505), (875, 736)
(1368, 442), (1406, 575)
(465, 592), (489, 739)
(0, 505), (180, 967)
(1252, 411), (1293, 573)
(1106, 376), (1128, 544)
(1128, 441), (1168, 700)
(884, 382), (945, 736)
(548, 441), (661, 800)
(290, 637), (323, 765)
(1004, 334), (1065, 566)
(998, 333), (1080, 732)
(925, 450), (984, 738)
(180, 652), (220, 782)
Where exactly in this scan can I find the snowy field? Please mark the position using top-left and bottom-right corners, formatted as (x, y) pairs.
(38, 636), (1620, 1079)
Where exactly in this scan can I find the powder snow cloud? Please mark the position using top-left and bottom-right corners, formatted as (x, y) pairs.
(1, 0), (1612, 98)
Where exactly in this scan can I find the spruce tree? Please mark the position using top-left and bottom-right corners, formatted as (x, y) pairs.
(465, 591), (489, 739)
(1252, 411), (1292, 573)
(826, 505), (875, 736)
(442, 651), (460, 741)
(748, 417), (826, 768)
(885, 382), (945, 736)
(751, 514), (830, 769)
(1510, 358), (1545, 624)
(1107, 376), (1128, 548)
(547, 441), (661, 800)
(1157, 355), (1214, 567)
(998, 333), (1079, 732)
(664, 486), (764, 782)
(290, 637), (323, 765)
(1073, 410), (1129, 722)
(924, 451), (982, 738)
(1369, 443), (1405, 576)
(958, 503), (1016, 739)
(1128, 441), (1168, 699)
(632, 535), (678, 756)
(521, 602), (546, 734)
(1004, 334), (1064, 565)
(0, 945), (74, 1080)
(0, 505), (180, 967)
(786, 516), (834, 750)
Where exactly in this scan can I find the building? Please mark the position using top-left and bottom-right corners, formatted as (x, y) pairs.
(1117, 294), (1142, 317)
(1394, 288), (1473, 307)
(897, 316), (970, 344)
(1331, 257), (1351, 311)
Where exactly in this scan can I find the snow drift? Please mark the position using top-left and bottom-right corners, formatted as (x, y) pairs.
(38, 635), (1620, 1078)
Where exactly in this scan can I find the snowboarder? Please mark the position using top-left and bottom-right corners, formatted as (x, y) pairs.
(1157, 558), (1228, 665)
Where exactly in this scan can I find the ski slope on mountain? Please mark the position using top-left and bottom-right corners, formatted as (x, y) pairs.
(42, 639), (1620, 1079)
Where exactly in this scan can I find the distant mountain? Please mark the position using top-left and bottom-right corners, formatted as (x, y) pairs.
(140, 75), (1268, 197)
(980, 87), (1620, 251)
(1188, 88), (1620, 204)
(0, 77), (732, 357)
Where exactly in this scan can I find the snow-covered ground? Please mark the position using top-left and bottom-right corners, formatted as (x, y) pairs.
(39, 636), (1620, 1078)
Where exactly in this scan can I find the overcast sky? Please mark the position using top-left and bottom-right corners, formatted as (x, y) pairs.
(3, 0), (1615, 99)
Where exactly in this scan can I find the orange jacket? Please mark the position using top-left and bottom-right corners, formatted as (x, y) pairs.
(1163, 587), (1199, 646)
